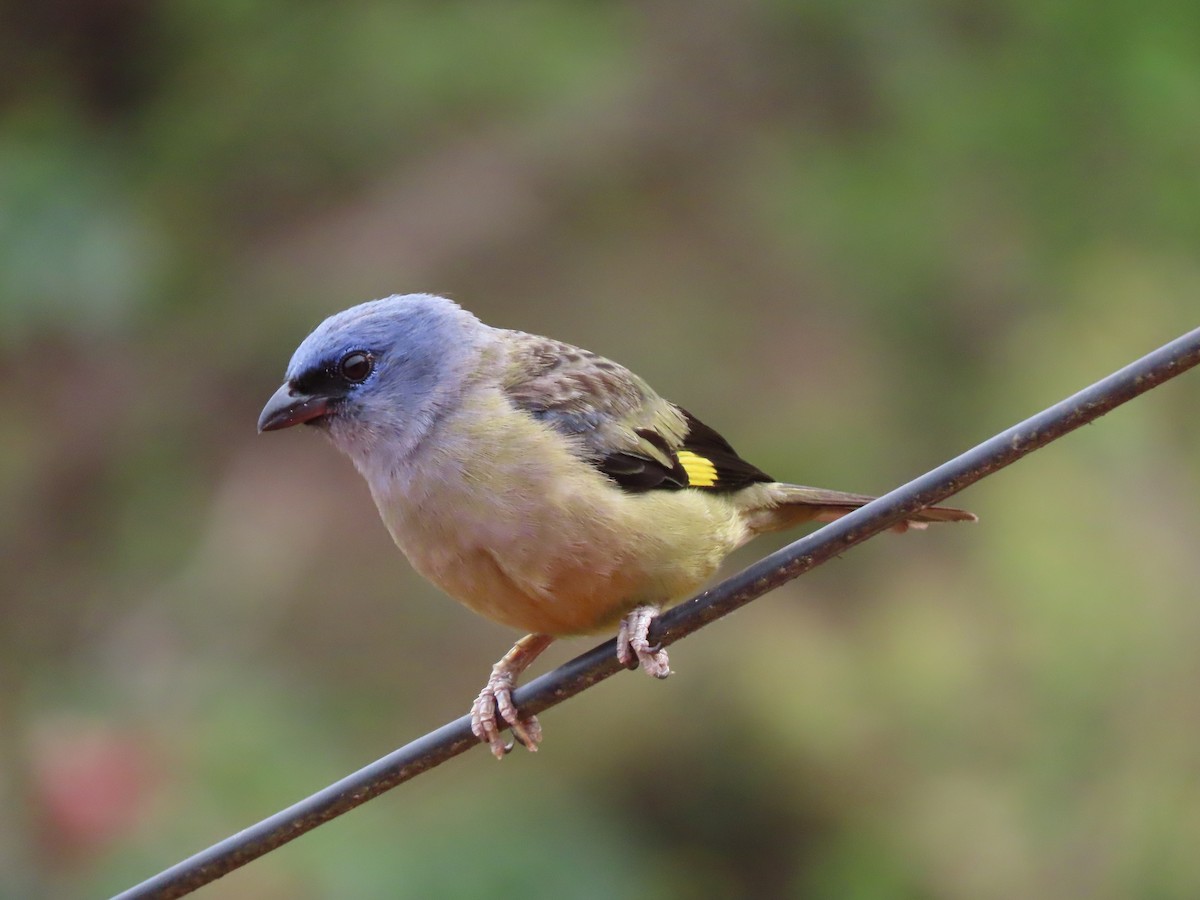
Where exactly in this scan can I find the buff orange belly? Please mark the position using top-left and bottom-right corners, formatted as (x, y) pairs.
(409, 538), (713, 636)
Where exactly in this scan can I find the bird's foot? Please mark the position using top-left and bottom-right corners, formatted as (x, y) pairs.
(471, 668), (541, 759)
(470, 633), (554, 760)
(617, 605), (671, 678)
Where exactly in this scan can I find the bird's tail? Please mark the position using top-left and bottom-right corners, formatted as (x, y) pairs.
(740, 483), (977, 536)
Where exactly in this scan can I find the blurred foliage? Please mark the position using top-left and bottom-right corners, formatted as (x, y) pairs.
(2, 1), (1199, 897)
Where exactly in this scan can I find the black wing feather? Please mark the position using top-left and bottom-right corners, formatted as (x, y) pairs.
(599, 427), (689, 491)
(677, 408), (775, 490)
(599, 408), (774, 494)
(500, 333), (771, 494)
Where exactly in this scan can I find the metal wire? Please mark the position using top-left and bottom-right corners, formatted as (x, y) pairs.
(113, 325), (1200, 899)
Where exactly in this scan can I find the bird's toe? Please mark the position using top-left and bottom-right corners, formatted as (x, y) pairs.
(617, 605), (672, 679)
(471, 669), (541, 760)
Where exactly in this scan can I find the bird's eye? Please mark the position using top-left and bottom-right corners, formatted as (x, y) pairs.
(339, 351), (373, 383)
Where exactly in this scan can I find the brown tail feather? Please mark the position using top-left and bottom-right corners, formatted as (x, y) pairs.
(744, 483), (976, 535)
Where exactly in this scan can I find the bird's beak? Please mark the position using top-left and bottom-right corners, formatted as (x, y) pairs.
(258, 383), (332, 432)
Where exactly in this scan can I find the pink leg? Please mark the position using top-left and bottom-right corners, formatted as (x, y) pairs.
(616, 605), (671, 679)
(470, 633), (555, 760)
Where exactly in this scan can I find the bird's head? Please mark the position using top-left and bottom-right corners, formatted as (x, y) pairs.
(258, 293), (486, 468)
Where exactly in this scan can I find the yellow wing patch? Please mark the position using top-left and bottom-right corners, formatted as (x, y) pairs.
(677, 450), (718, 487)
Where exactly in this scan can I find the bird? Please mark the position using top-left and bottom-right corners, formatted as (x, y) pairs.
(258, 294), (976, 759)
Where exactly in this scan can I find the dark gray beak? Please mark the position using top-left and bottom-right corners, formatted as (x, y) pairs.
(258, 383), (332, 432)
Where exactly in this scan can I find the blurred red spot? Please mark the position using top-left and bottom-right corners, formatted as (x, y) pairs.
(29, 717), (160, 864)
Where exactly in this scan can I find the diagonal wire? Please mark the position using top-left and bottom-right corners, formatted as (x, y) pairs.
(114, 325), (1200, 899)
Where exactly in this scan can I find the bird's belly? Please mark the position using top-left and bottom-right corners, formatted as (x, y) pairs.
(377, 472), (745, 636)
(415, 544), (672, 635)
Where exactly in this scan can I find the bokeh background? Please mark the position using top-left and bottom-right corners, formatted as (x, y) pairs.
(3, 2), (1200, 897)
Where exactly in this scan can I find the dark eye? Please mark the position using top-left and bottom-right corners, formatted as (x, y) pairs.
(339, 351), (373, 383)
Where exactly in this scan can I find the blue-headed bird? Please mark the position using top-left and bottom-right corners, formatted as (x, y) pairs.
(259, 294), (975, 758)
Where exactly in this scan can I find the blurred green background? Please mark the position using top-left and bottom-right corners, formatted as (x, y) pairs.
(3, 1), (1199, 897)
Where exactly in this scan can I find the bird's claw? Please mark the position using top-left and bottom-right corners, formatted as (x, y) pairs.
(470, 667), (542, 760)
(617, 605), (672, 678)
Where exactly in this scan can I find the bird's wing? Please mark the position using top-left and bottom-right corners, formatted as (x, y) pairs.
(501, 332), (773, 493)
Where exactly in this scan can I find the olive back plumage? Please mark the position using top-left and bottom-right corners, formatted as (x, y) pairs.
(500, 332), (773, 494)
